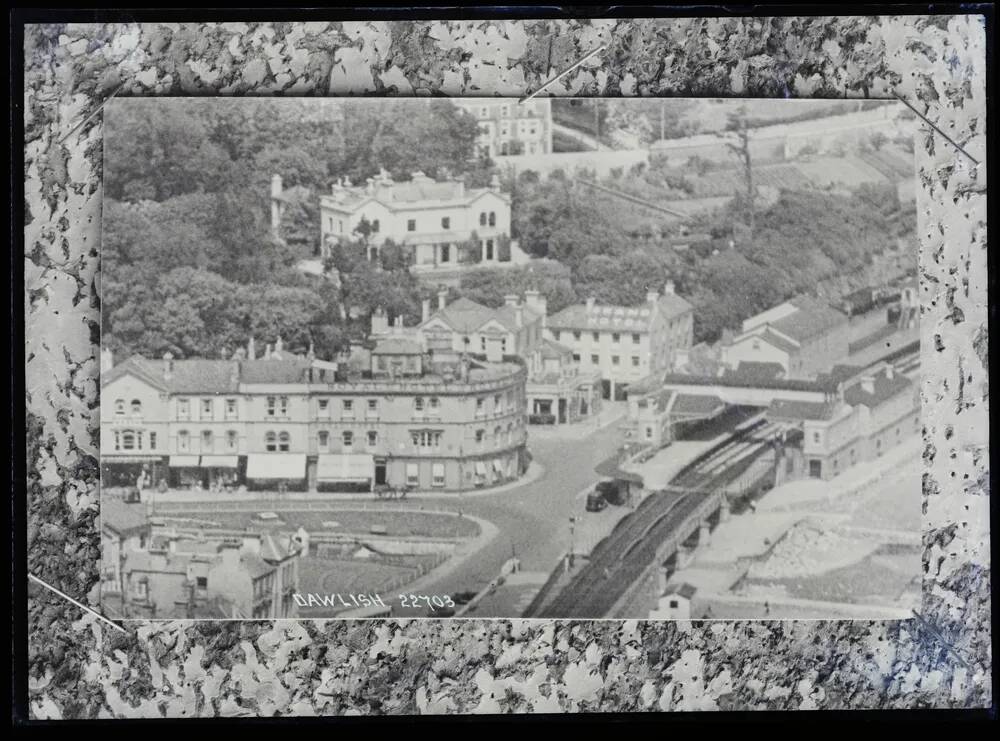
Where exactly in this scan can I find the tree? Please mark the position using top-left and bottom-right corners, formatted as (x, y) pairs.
(459, 262), (577, 314)
(725, 105), (756, 245)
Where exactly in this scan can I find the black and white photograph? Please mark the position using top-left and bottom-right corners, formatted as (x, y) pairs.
(98, 95), (922, 621)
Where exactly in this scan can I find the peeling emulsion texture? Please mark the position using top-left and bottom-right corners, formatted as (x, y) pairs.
(24, 17), (989, 717)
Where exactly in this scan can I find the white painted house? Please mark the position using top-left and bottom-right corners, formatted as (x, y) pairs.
(319, 170), (529, 277)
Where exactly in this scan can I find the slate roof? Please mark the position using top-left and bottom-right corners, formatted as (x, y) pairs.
(752, 327), (801, 353)
(425, 297), (541, 335)
(260, 533), (298, 563)
(372, 337), (424, 355)
(725, 361), (786, 383)
(101, 498), (150, 536)
(540, 337), (573, 360)
(236, 358), (312, 385)
(241, 553), (277, 580)
(767, 399), (839, 422)
(770, 295), (848, 343)
(548, 294), (692, 332)
(843, 369), (912, 408)
(665, 582), (697, 600)
(672, 394), (725, 416)
(816, 364), (865, 388)
(322, 176), (508, 212)
(103, 355), (239, 393)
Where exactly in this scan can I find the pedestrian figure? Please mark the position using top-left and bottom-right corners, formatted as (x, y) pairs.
(764, 601), (770, 616)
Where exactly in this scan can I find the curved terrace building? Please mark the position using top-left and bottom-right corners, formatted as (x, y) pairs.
(100, 336), (529, 494)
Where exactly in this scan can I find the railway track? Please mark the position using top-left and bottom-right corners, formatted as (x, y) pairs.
(535, 420), (782, 618)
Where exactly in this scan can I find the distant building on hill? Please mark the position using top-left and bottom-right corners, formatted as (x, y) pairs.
(454, 98), (553, 157)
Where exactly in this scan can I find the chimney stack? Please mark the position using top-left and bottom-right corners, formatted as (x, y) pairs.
(247, 336), (256, 360)
(515, 305), (524, 327)
(421, 298), (431, 323)
(586, 297), (596, 314)
(884, 363), (894, 380)
(504, 294), (519, 308)
(371, 307), (389, 336)
(646, 289), (660, 304)
(366, 178), (375, 195)
(163, 351), (175, 379)
(100, 347), (114, 372)
(665, 280), (676, 295)
(275, 335), (283, 355)
(437, 289), (448, 311)
(860, 374), (876, 395)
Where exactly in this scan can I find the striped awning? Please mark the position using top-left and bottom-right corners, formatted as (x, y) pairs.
(200, 455), (239, 469)
(316, 454), (374, 482)
(169, 455), (200, 467)
(245, 454), (306, 479)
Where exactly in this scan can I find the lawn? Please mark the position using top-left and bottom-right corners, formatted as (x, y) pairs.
(160, 508), (480, 539)
(295, 555), (437, 610)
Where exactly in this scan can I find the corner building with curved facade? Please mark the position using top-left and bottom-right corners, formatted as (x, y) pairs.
(99, 338), (529, 494)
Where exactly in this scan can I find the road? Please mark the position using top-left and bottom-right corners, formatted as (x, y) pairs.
(391, 417), (625, 616)
(535, 417), (782, 618)
(552, 121), (609, 151)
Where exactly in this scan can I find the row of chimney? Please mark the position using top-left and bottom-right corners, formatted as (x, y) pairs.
(584, 280), (676, 314)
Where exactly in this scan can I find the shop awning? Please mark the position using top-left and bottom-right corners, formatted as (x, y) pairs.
(245, 454), (306, 479)
(316, 454), (374, 482)
(200, 455), (239, 468)
(169, 455), (201, 467)
(102, 455), (163, 463)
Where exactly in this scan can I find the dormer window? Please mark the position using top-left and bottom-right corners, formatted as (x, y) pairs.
(114, 399), (125, 416)
(131, 399), (142, 415)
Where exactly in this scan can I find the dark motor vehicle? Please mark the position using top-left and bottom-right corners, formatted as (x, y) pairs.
(585, 490), (608, 512)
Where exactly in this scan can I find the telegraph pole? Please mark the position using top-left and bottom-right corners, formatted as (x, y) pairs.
(593, 99), (600, 150)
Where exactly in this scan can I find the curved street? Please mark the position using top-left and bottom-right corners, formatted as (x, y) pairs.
(390, 412), (626, 616)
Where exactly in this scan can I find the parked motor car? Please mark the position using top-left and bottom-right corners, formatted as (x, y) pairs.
(451, 591), (477, 605)
(596, 479), (625, 506)
(585, 490), (608, 512)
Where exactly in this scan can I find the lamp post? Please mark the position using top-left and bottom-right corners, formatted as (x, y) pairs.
(568, 516), (577, 569)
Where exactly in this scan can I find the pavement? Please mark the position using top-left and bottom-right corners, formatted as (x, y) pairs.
(153, 403), (628, 619)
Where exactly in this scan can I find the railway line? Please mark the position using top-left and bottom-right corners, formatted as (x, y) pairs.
(531, 342), (920, 619)
(535, 417), (783, 618)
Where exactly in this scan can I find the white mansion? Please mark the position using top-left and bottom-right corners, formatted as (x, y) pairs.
(317, 170), (531, 278)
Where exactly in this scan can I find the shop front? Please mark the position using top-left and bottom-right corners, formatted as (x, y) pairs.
(101, 455), (167, 490)
(314, 453), (374, 493)
(168, 455), (203, 489)
(245, 453), (308, 492)
(199, 455), (241, 491)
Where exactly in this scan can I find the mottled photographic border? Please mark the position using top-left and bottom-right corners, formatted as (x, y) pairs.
(20, 11), (991, 719)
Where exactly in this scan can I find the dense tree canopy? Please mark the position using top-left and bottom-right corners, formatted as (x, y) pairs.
(102, 98), (484, 360)
(102, 98), (914, 361)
